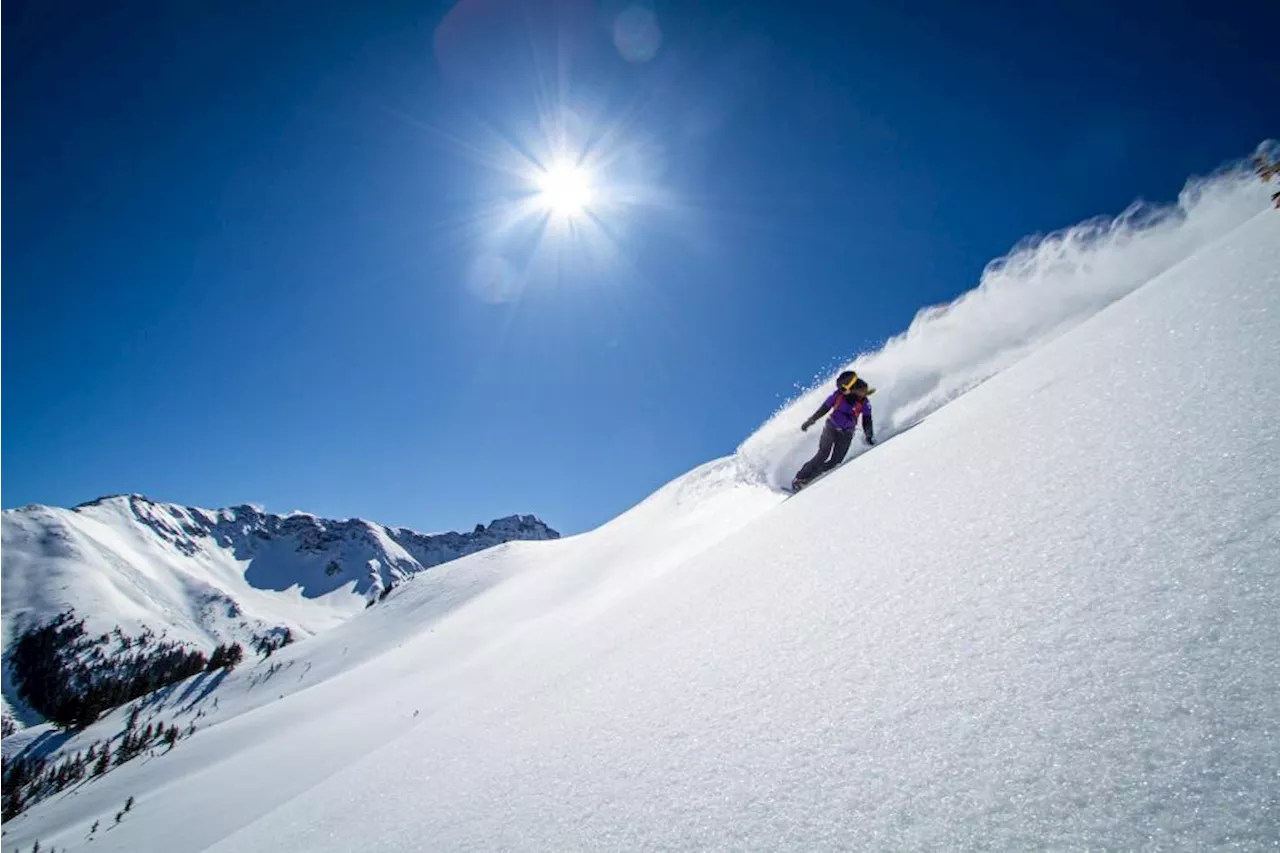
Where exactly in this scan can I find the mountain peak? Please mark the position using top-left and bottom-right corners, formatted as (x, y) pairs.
(2, 495), (560, 727)
(57, 494), (560, 551)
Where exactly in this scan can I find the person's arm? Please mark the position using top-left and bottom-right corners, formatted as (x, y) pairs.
(801, 394), (836, 431)
(861, 400), (875, 444)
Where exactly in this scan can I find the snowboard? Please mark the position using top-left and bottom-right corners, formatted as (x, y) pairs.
(781, 419), (924, 498)
(784, 457), (853, 496)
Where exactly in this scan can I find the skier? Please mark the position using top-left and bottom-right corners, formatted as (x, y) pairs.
(790, 370), (875, 492)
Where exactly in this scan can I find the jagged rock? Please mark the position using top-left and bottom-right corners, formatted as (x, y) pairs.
(35, 495), (558, 600)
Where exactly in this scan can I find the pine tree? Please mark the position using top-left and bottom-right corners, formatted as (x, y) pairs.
(2, 785), (23, 821)
(93, 744), (111, 776)
(207, 642), (245, 671)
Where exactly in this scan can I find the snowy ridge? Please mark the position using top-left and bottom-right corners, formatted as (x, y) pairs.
(2, 155), (1277, 851)
(737, 147), (1278, 489)
(1, 495), (557, 725)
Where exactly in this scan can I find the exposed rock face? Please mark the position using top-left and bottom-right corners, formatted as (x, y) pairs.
(61, 494), (560, 600)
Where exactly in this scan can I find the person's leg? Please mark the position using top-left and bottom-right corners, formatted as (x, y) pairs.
(794, 422), (837, 483)
(823, 428), (854, 471)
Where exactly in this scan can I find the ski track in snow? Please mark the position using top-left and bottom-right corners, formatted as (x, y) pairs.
(3, 156), (1278, 852)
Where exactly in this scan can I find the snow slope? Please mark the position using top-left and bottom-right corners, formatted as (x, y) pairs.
(3, 165), (1278, 851)
(740, 157), (1276, 489)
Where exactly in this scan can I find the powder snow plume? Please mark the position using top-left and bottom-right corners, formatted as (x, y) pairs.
(737, 142), (1279, 490)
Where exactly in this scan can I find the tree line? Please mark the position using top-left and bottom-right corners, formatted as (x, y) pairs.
(9, 611), (244, 730)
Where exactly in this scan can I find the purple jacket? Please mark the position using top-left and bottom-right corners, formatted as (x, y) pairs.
(814, 391), (873, 436)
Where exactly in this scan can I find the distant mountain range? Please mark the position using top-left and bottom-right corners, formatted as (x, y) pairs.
(1, 494), (558, 727)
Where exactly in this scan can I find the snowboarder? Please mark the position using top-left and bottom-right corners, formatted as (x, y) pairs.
(790, 370), (875, 492)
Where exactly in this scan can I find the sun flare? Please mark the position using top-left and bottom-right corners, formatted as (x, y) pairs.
(437, 100), (673, 301)
(536, 160), (594, 218)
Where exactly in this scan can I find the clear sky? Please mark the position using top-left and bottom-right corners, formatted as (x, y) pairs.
(3, 0), (1276, 534)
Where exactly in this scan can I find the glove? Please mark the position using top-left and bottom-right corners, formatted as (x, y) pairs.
(801, 418), (815, 432)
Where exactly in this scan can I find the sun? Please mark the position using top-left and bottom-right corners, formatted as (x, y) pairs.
(428, 99), (675, 301)
(536, 159), (594, 218)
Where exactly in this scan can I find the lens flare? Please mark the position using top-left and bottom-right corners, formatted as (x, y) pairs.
(418, 1), (685, 303)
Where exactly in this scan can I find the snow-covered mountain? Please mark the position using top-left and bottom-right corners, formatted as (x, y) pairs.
(2, 153), (1276, 852)
(1, 495), (557, 725)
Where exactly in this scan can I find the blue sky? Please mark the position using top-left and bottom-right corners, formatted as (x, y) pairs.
(4, 0), (1276, 534)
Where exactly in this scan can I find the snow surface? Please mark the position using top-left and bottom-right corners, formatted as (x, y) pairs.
(3, 161), (1278, 852)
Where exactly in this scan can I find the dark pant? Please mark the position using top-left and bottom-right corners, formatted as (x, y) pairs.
(795, 421), (854, 483)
